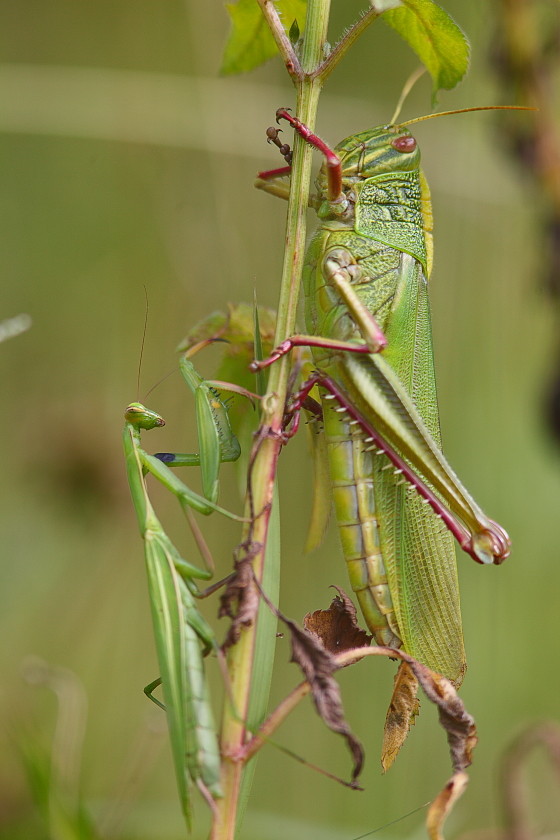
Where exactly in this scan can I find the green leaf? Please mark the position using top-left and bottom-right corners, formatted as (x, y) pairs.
(289, 17), (300, 47)
(235, 486), (281, 830)
(221, 0), (306, 75)
(378, 0), (470, 101)
(370, 0), (402, 10)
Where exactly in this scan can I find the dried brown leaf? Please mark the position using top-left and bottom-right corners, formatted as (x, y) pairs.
(219, 544), (260, 648)
(285, 613), (364, 780)
(426, 771), (469, 840)
(381, 661), (420, 771)
(413, 665), (477, 773)
(304, 588), (372, 655)
(336, 645), (477, 779)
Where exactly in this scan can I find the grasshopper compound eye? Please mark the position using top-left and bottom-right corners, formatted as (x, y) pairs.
(391, 135), (417, 153)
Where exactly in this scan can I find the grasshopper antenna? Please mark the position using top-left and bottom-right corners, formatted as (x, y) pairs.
(398, 104), (536, 128)
(389, 66), (427, 125)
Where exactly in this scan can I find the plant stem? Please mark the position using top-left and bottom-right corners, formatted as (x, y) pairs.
(211, 2), (331, 837)
(256, 0), (302, 78)
(242, 681), (311, 762)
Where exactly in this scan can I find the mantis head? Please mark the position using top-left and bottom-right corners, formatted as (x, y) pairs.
(125, 402), (165, 430)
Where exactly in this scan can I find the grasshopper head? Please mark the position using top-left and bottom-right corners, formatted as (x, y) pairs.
(124, 402), (165, 430)
(335, 125), (421, 182)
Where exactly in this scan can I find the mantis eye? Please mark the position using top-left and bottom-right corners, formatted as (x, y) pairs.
(392, 135), (417, 153)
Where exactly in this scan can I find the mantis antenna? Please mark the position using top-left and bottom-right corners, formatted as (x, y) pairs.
(137, 284), (149, 401)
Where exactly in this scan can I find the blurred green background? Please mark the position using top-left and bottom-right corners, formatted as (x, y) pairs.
(1, 2), (559, 838)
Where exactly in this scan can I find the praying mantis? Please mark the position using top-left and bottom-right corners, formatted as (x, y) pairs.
(253, 106), (514, 691)
(123, 352), (242, 823)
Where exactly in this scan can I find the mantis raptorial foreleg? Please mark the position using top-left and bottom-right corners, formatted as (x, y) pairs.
(153, 354), (241, 500)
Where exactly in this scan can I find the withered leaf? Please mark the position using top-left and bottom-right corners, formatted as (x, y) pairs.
(418, 669), (477, 774)
(388, 652), (478, 774)
(340, 645), (477, 775)
(334, 645), (477, 840)
(304, 587), (372, 655)
(381, 661), (420, 772)
(426, 771), (469, 840)
(284, 612), (364, 780)
(219, 543), (261, 648)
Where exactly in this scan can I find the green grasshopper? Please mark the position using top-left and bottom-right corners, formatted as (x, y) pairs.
(253, 107), (512, 690)
(123, 354), (241, 823)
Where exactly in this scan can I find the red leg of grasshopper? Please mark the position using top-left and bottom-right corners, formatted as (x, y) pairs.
(276, 107), (343, 203)
(257, 165), (293, 181)
(287, 372), (510, 566)
(280, 393), (322, 441)
(257, 127), (293, 181)
(249, 335), (384, 372)
(266, 126), (293, 164)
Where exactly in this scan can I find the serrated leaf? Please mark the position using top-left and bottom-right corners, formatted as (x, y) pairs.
(221, 0), (307, 75)
(380, 0), (470, 102)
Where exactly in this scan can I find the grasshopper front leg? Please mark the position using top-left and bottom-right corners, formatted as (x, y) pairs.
(250, 250), (389, 364)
